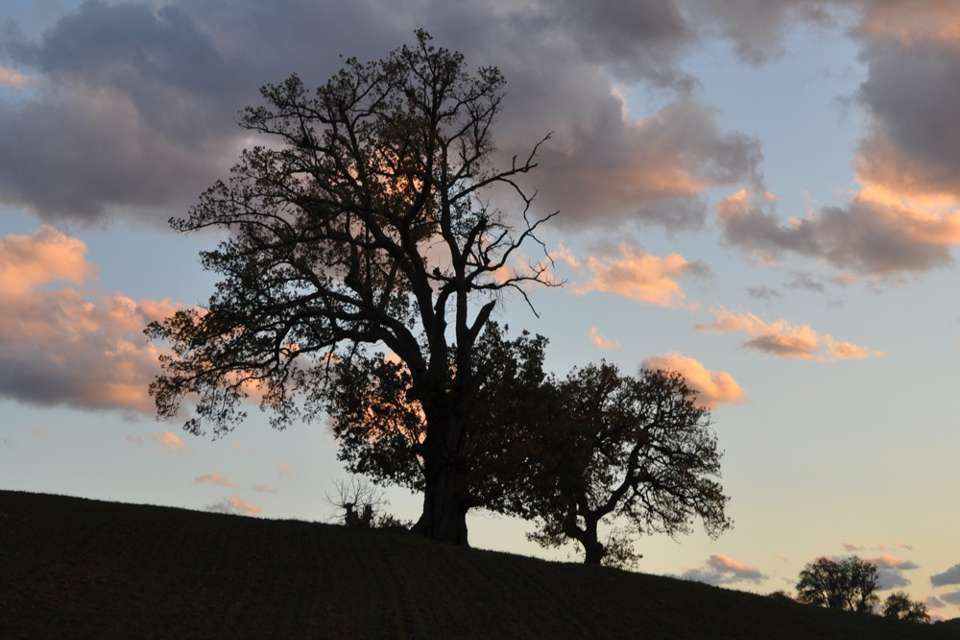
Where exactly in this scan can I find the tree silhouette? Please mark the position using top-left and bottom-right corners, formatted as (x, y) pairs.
(882, 592), (930, 624)
(519, 364), (731, 566)
(145, 31), (556, 544)
(326, 477), (385, 527)
(795, 556), (880, 613)
(326, 323), (551, 522)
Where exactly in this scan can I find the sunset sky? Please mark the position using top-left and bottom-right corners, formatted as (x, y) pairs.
(1, 0), (959, 616)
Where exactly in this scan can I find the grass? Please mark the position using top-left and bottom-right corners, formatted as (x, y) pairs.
(1, 489), (958, 639)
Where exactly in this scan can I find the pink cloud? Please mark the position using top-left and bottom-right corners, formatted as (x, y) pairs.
(643, 352), (745, 408)
(709, 554), (760, 575)
(681, 553), (768, 585)
(696, 306), (882, 362)
(157, 431), (186, 451)
(194, 473), (236, 488)
(866, 554), (918, 570)
(589, 326), (621, 350)
(572, 242), (706, 308)
(0, 225), (93, 296)
(0, 226), (180, 413)
(278, 463), (295, 479)
(206, 495), (261, 516)
(0, 66), (29, 88)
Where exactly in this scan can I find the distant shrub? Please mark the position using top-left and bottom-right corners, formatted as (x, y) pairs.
(768, 590), (795, 603)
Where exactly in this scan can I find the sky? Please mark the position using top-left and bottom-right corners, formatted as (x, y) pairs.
(1, 0), (959, 616)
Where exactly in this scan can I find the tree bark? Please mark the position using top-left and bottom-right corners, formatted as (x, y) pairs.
(581, 523), (605, 565)
(411, 409), (470, 545)
(584, 540), (605, 565)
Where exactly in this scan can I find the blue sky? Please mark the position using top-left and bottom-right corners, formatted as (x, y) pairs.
(1, 0), (959, 615)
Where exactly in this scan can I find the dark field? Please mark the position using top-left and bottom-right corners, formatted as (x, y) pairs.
(1, 490), (957, 639)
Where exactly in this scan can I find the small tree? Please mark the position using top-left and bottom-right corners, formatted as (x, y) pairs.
(882, 592), (930, 624)
(768, 590), (795, 603)
(796, 556), (880, 613)
(520, 363), (731, 566)
(145, 31), (557, 544)
(326, 477), (385, 527)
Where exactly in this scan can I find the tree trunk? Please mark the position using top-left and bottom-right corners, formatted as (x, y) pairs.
(412, 468), (469, 545)
(581, 520), (605, 565)
(411, 410), (470, 545)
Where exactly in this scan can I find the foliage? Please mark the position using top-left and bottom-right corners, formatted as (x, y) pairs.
(882, 592), (930, 624)
(520, 363), (731, 564)
(144, 29), (556, 542)
(326, 322), (551, 511)
(795, 556), (880, 613)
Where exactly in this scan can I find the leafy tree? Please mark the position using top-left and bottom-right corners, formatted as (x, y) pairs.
(326, 323), (551, 523)
(145, 31), (556, 544)
(519, 363), (731, 566)
(882, 591), (930, 624)
(795, 556), (880, 613)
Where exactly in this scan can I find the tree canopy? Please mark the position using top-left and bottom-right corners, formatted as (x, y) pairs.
(146, 30), (556, 543)
(881, 592), (930, 624)
(518, 363), (731, 566)
(795, 556), (880, 613)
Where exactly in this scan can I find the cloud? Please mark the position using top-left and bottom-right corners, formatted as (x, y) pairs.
(682, 0), (839, 64)
(642, 352), (745, 407)
(941, 591), (960, 607)
(705, 4), (960, 280)
(863, 554), (919, 591)
(0, 224), (94, 293)
(157, 431), (186, 451)
(252, 484), (278, 494)
(867, 553), (919, 571)
(926, 596), (947, 609)
(0, 226), (177, 413)
(680, 554), (768, 586)
(589, 326), (621, 350)
(843, 541), (914, 553)
(573, 242), (707, 307)
(530, 97), (763, 230)
(194, 473), (236, 488)
(747, 285), (781, 300)
(716, 188), (960, 278)
(784, 272), (825, 294)
(0, 0), (760, 230)
(855, 2), (960, 43)
(0, 65), (30, 87)
(854, 7), (960, 202)
(932, 564), (960, 587)
(875, 567), (910, 590)
(696, 306), (881, 361)
(206, 495), (260, 516)
(278, 463), (295, 479)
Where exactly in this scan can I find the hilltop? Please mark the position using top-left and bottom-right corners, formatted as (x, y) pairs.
(1, 490), (956, 639)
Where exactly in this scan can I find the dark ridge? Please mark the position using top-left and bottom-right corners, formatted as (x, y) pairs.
(1, 490), (957, 639)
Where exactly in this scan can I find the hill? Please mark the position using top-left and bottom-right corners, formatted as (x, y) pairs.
(1, 490), (957, 639)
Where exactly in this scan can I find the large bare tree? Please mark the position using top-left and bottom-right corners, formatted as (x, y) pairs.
(146, 31), (556, 544)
